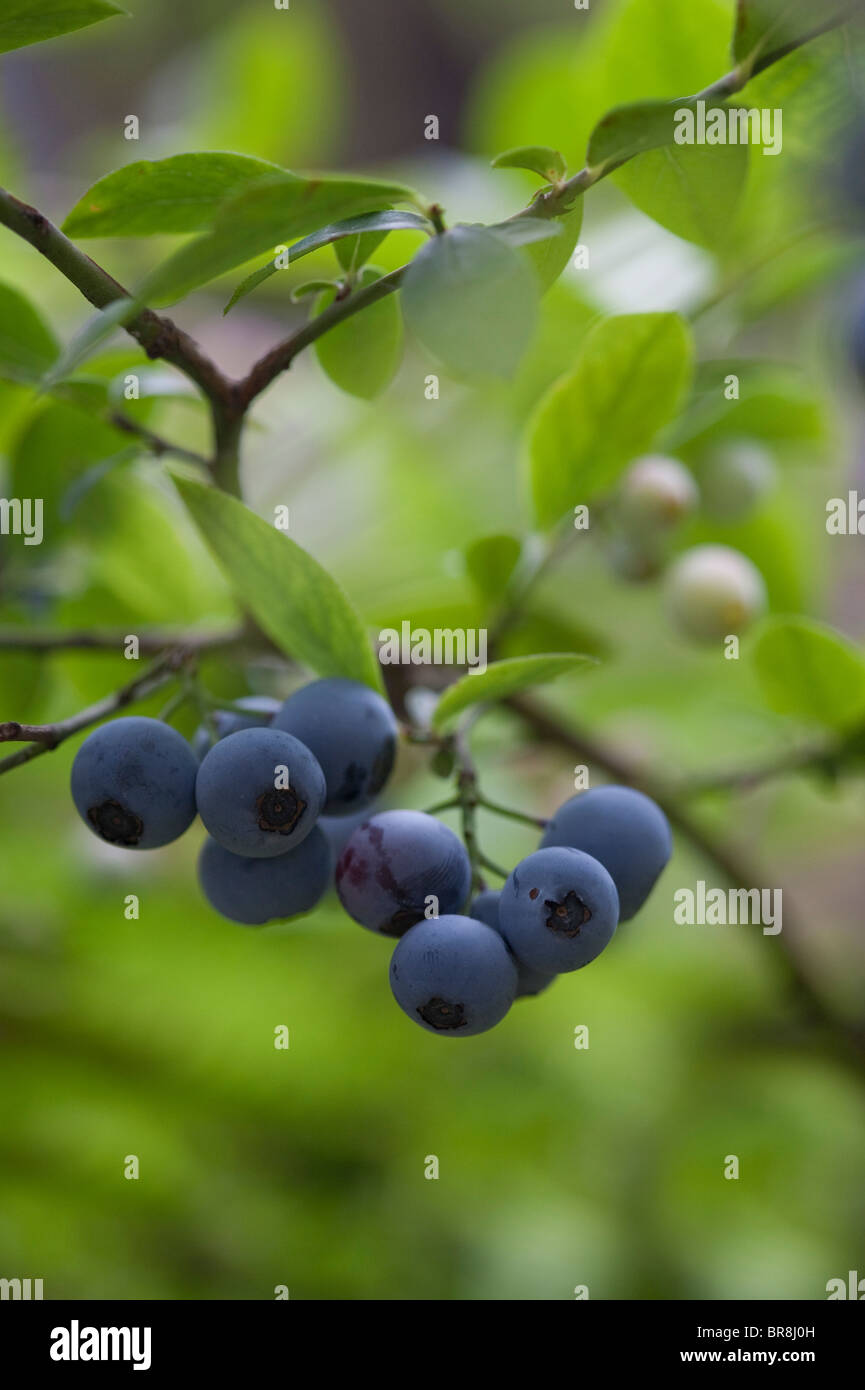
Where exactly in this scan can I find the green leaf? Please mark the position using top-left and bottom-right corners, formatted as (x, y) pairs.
(62, 153), (284, 238)
(41, 299), (138, 388)
(222, 210), (430, 315)
(464, 534), (522, 602)
(9, 399), (134, 536)
(732, 0), (849, 67)
(292, 280), (340, 302)
(668, 361), (826, 454)
(751, 617), (865, 730)
(588, 98), (707, 172)
(614, 140), (749, 250)
(528, 313), (693, 529)
(491, 146), (567, 181)
(602, 0), (734, 108)
(313, 265), (403, 400)
(432, 654), (593, 731)
(141, 174), (421, 305)
(174, 476), (383, 691)
(0, 282), (58, 384)
(401, 225), (539, 380)
(487, 218), (564, 248)
(520, 201), (583, 292)
(0, 0), (125, 54)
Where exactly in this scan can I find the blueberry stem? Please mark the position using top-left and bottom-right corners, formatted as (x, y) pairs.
(422, 797), (461, 815)
(477, 795), (550, 830)
(476, 853), (509, 880)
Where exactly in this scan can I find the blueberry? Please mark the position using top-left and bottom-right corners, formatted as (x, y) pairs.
(70, 715), (198, 850)
(274, 678), (398, 816)
(319, 807), (374, 862)
(198, 826), (331, 925)
(470, 889), (556, 998)
(499, 847), (618, 974)
(336, 809), (471, 936)
(389, 914), (518, 1036)
(195, 726), (326, 858)
(665, 544), (766, 642)
(191, 695), (281, 761)
(541, 786), (672, 921)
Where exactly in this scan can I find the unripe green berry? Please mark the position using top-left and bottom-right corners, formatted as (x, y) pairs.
(666, 544), (767, 642)
(699, 441), (775, 521)
(618, 455), (698, 531)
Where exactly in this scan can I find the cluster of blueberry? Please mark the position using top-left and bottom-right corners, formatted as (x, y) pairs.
(70, 683), (671, 1037)
(70, 677), (398, 924)
(359, 787), (670, 1036)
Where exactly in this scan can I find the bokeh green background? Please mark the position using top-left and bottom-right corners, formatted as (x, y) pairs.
(1, 0), (864, 1299)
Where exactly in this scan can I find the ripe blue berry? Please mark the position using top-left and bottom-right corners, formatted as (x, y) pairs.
(191, 695), (280, 761)
(319, 807), (374, 862)
(389, 914), (518, 1036)
(499, 847), (618, 974)
(195, 726), (325, 858)
(274, 677), (397, 816)
(70, 715), (198, 850)
(198, 825), (331, 925)
(470, 889), (556, 998)
(541, 785), (672, 921)
(336, 809), (471, 936)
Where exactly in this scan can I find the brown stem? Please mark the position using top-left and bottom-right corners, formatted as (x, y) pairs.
(237, 267), (407, 408)
(0, 650), (193, 774)
(107, 411), (209, 467)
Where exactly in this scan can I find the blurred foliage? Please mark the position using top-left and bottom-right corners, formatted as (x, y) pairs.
(1, 0), (865, 1302)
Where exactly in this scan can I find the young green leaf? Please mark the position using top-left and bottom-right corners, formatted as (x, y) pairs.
(41, 299), (139, 389)
(431, 654), (594, 731)
(615, 140), (749, 251)
(313, 266), (403, 400)
(668, 361), (826, 453)
(292, 280), (340, 302)
(0, 282), (59, 384)
(222, 210), (431, 315)
(519, 201), (583, 292)
(9, 399), (137, 535)
(174, 476), (383, 692)
(62, 153), (285, 238)
(732, 0), (849, 67)
(492, 146), (567, 182)
(142, 174), (422, 305)
(0, 0), (125, 55)
(751, 617), (865, 730)
(487, 219), (564, 248)
(401, 225), (539, 380)
(464, 534), (522, 602)
(588, 99), (696, 172)
(528, 313), (693, 529)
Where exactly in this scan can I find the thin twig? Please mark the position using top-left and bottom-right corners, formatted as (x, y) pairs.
(237, 267), (407, 407)
(0, 650), (192, 774)
(107, 411), (210, 467)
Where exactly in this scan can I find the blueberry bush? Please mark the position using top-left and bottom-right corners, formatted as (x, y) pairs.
(1, 0), (865, 1298)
